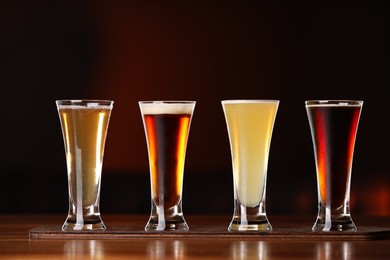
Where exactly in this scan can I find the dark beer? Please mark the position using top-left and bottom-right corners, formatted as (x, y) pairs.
(306, 102), (362, 210)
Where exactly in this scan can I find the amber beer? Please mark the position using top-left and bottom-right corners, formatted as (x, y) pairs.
(56, 100), (113, 231)
(143, 113), (191, 208)
(306, 100), (363, 231)
(139, 101), (195, 231)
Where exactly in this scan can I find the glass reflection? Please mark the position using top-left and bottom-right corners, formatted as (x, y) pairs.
(63, 240), (105, 259)
(147, 240), (185, 259)
(231, 241), (267, 260)
(316, 241), (352, 260)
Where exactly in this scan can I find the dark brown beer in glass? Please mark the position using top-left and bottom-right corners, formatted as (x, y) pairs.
(306, 100), (363, 231)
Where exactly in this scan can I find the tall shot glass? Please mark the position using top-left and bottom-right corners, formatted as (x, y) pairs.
(139, 101), (196, 231)
(222, 100), (279, 231)
(305, 100), (363, 231)
(56, 100), (114, 231)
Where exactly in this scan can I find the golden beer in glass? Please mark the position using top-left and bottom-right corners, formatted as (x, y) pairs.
(56, 99), (113, 231)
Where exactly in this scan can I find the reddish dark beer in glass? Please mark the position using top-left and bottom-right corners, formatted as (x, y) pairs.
(306, 100), (363, 231)
(143, 113), (191, 208)
(139, 101), (195, 231)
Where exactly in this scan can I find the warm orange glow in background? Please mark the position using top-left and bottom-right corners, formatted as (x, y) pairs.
(0, 2), (387, 215)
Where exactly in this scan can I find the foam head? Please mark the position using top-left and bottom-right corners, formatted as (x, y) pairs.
(139, 101), (196, 115)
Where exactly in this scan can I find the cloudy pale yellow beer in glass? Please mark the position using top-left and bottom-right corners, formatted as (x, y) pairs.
(222, 100), (279, 231)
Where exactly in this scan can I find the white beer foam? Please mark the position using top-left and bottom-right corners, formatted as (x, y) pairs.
(140, 102), (195, 114)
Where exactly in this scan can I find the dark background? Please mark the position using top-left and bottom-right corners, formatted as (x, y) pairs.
(1, 1), (388, 218)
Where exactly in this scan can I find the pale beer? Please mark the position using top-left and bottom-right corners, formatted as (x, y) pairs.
(222, 100), (279, 231)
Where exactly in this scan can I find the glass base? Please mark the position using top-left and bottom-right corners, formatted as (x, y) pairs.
(312, 216), (357, 232)
(313, 204), (357, 231)
(145, 203), (189, 231)
(62, 215), (106, 231)
(228, 217), (272, 231)
(228, 220), (272, 231)
(228, 200), (272, 231)
(145, 217), (189, 231)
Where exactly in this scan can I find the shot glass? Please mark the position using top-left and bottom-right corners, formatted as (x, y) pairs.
(305, 100), (363, 231)
(222, 100), (279, 231)
(139, 101), (196, 231)
(56, 99), (114, 231)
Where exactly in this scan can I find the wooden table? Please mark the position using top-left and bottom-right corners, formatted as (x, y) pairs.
(0, 214), (389, 259)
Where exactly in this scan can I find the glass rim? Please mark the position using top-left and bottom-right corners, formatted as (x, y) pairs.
(221, 99), (279, 104)
(138, 100), (196, 104)
(305, 100), (363, 106)
(56, 99), (114, 104)
(55, 100), (114, 109)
